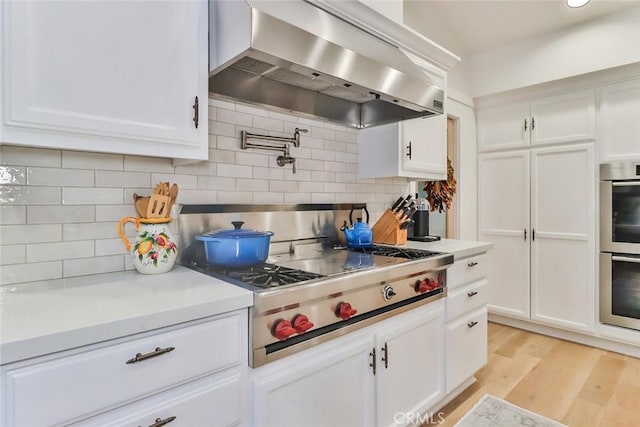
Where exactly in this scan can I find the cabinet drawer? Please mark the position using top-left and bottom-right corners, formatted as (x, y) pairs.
(446, 307), (487, 393)
(73, 371), (245, 427)
(446, 280), (488, 322)
(447, 253), (487, 288)
(4, 312), (244, 427)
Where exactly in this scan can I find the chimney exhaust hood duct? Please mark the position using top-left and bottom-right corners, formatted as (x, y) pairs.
(209, 1), (444, 129)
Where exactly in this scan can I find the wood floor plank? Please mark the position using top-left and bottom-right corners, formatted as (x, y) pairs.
(505, 340), (603, 421)
(495, 329), (529, 358)
(577, 354), (626, 406)
(599, 382), (640, 427)
(562, 397), (604, 426)
(487, 322), (521, 354)
(619, 354), (640, 387)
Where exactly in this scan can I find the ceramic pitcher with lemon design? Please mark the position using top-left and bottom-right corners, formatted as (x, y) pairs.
(118, 217), (177, 274)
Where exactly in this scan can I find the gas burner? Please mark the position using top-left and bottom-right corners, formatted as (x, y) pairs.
(198, 263), (325, 288)
(342, 245), (440, 260)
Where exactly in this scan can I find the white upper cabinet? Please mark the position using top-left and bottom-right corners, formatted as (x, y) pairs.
(0, 1), (208, 160)
(529, 90), (595, 147)
(477, 102), (530, 152)
(477, 90), (595, 152)
(358, 61), (447, 180)
(598, 78), (640, 162)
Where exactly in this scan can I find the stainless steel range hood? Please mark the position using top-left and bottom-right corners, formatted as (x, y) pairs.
(209, 1), (444, 129)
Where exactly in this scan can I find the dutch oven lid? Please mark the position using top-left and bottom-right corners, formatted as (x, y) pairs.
(201, 221), (274, 239)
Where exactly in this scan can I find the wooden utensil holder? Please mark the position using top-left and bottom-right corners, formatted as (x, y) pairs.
(372, 209), (407, 245)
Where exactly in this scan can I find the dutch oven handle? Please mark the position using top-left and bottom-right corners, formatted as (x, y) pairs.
(231, 221), (244, 229)
(349, 205), (370, 225)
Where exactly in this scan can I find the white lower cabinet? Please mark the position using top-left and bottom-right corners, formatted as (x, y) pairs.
(0, 310), (248, 427)
(445, 254), (489, 394)
(251, 301), (445, 427)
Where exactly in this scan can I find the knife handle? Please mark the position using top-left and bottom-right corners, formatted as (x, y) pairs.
(391, 197), (405, 212)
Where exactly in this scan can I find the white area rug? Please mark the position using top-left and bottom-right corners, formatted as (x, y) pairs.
(455, 394), (567, 427)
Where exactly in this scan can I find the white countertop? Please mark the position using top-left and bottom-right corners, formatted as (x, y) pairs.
(401, 238), (493, 260)
(0, 266), (253, 365)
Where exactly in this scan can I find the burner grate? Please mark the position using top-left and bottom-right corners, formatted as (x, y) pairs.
(194, 262), (325, 288)
(339, 245), (440, 260)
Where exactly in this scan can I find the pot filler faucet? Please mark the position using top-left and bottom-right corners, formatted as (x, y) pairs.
(240, 128), (308, 174)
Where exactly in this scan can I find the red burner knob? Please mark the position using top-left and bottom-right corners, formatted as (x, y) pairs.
(336, 302), (358, 320)
(427, 277), (438, 290)
(292, 314), (314, 333)
(415, 279), (429, 294)
(272, 319), (298, 341)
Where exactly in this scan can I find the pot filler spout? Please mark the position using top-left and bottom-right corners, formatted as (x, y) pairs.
(208, 1), (444, 129)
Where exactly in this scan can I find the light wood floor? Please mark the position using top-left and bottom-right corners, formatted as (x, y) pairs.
(430, 322), (640, 427)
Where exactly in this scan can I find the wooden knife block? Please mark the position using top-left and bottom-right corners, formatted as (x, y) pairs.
(372, 209), (407, 245)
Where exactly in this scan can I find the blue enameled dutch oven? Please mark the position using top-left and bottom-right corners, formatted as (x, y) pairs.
(196, 221), (274, 267)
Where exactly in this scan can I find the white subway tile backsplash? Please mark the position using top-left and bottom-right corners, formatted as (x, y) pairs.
(1, 146), (61, 167)
(284, 193), (312, 204)
(63, 222), (120, 241)
(253, 192), (284, 204)
(124, 155), (174, 173)
(150, 173), (198, 189)
(217, 108), (253, 127)
(269, 180), (298, 193)
(2, 97), (412, 286)
(0, 186), (61, 205)
(198, 176), (236, 191)
(177, 189), (218, 204)
(236, 152), (269, 167)
(1, 166), (26, 184)
(95, 171), (150, 188)
(210, 121), (236, 138)
(1, 205), (26, 224)
(1, 261), (62, 285)
(27, 167), (94, 187)
(63, 188), (123, 205)
(1, 244), (26, 265)
(95, 204), (136, 222)
(28, 205), (95, 224)
(217, 191), (252, 203)
(27, 240), (94, 262)
(63, 255), (124, 278)
(253, 167), (284, 180)
(0, 224), (61, 244)
(217, 163), (252, 178)
(253, 116), (284, 133)
(311, 149), (336, 162)
(237, 178), (269, 192)
(95, 238), (127, 256)
(62, 151), (123, 170)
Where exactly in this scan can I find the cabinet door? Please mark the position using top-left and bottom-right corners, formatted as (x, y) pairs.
(401, 115), (447, 180)
(598, 79), (640, 161)
(252, 334), (375, 427)
(445, 307), (487, 393)
(530, 90), (595, 147)
(478, 151), (530, 319)
(530, 144), (596, 333)
(1, 1), (208, 160)
(375, 302), (445, 427)
(477, 103), (529, 152)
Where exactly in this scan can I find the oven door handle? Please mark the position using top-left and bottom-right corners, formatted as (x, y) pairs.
(612, 181), (640, 187)
(611, 256), (640, 264)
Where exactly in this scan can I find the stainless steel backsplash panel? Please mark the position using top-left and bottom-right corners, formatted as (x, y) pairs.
(179, 204), (368, 266)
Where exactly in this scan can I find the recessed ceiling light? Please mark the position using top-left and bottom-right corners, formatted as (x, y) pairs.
(566, 0), (591, 8)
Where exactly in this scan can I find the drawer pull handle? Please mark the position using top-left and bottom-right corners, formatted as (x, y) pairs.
(126, 346), (175, 364)
(467, 291), (478, 297)
(467, 261), (478, 267)
(140, 416), (177, 427)
(467, 321), (479, 328)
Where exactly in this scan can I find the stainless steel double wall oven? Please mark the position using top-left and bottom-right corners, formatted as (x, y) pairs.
(600, 161), (640, 330)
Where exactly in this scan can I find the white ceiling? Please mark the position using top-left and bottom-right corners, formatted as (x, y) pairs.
(404, 0), (640, 55)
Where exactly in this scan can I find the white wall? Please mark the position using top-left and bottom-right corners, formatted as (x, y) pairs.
(468, 5), (640, 98)
(0, 98), (411, 286)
